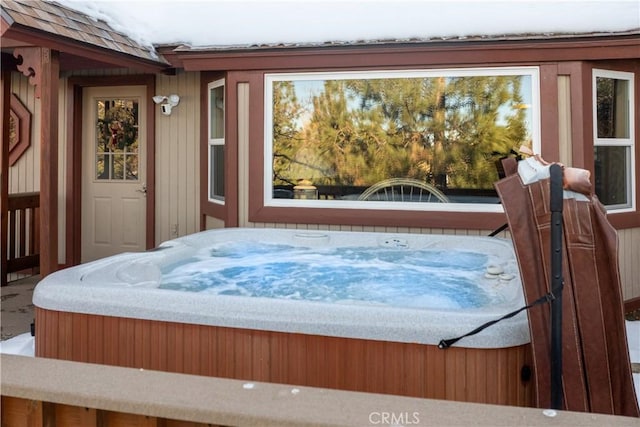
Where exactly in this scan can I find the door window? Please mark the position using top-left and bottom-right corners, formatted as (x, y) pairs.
(95, 98), (140, 181)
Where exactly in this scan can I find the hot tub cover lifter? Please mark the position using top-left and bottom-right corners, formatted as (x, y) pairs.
(494, 154), (639, 416)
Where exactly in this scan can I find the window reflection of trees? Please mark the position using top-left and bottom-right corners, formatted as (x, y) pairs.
(272, 73), (533, 202)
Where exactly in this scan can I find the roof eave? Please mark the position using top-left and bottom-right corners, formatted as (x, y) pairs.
(1, 14), (14, 37)
(176, 29), (640, 54)
(3, 23), (170, 73)
(173, 30), (640, 72)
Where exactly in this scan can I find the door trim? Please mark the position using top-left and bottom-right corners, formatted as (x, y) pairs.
(67, 75), (156, 266)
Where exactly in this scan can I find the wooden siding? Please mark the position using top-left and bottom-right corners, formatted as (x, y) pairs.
(154, 70), (200, 245)
(557, 75), (572, 165)
(237, 82), (250, 228)
(8, 72), (40, 196)
(7, 71), (66, 267)
(35, 307), (534, 407)
(619, 228), (640, 300)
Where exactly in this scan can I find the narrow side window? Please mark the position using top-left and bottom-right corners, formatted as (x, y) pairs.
(208, 79), (225, 204)
(593, 69), (635, 211)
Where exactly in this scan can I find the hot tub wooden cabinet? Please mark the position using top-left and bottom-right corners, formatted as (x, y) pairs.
(34, 228), (534, 406)
(35, 308), (534, 406)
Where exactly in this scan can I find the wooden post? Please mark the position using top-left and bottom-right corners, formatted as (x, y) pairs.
(39, 48), (59, 278)
(1, 70), (10, 285)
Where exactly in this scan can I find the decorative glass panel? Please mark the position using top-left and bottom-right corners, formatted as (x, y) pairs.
(95, 98), (139, 181)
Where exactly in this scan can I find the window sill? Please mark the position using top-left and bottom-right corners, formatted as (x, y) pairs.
(249, 205), (507, 231)
(607, 210), (640, 229)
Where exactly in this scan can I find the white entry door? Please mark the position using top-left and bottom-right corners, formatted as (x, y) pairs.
(81, 86), (147, 263)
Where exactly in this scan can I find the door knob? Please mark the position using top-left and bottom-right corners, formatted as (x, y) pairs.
(136, 184), (147, 195)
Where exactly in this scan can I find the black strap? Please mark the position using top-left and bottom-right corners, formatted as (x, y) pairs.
(438, 281), (564, 349)
(488, 223), (509, 237)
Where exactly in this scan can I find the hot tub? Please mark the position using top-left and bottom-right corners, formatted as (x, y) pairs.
(34, 228), (533, 406)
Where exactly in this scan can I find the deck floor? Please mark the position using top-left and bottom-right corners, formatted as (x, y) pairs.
(1, 275), (38, 340)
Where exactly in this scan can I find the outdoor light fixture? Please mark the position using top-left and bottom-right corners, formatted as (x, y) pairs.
(153, 94), (180, 115)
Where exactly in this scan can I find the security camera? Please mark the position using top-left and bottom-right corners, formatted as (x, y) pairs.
(154, 94), (180, 115)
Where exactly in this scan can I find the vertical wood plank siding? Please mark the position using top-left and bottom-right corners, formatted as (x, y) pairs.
(237, 82), (250, 226)
(557, 75), (573, 165)
(35, 307), (534, 407)
(619, 228), (640, 299)
(8, 72), (39, 196)
(155, 70), (201, 245)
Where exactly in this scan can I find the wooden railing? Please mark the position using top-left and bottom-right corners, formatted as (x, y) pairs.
(2, 354), (637, 427)
(2, 192), (39, 285)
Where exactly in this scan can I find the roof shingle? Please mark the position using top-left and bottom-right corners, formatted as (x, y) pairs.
(2, 0), (165, 64)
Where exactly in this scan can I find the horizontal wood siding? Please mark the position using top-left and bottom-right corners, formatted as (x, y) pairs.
(35, 307), (534, 407)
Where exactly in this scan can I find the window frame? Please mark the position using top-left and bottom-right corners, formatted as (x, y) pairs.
(263, 66), (541, 213)
(208, 78), (226, 205)
(592, 68), (636, 213)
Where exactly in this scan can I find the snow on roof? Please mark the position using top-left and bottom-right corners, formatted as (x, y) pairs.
(54, 0), (640, 50)
(3, 0), (162, 63)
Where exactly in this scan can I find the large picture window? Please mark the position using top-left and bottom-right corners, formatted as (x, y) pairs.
(593, 69), (635, 211)
(208, 78), (225, 204)
(265, 67), (540, 212)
